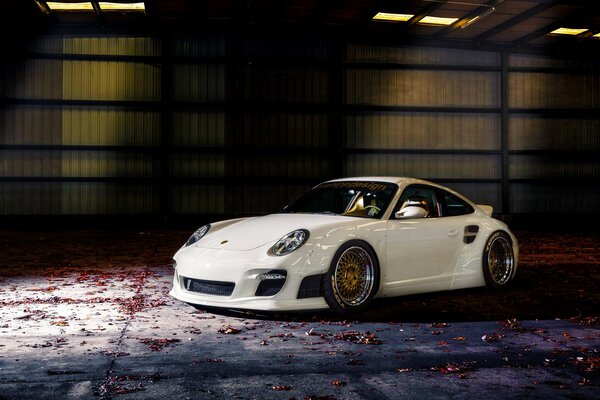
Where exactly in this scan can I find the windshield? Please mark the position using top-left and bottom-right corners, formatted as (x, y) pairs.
(283, 181), (398, 219)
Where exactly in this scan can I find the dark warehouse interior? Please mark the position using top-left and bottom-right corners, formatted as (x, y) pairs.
(0, 1), (599, 399)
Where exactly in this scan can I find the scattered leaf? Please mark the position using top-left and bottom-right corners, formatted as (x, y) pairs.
(218, 326), (241, 335)
(481, 333), (504, 342)
(138, 338), (180, 351)
(334, 331), (382, 345)
(271, 385), (293, 391)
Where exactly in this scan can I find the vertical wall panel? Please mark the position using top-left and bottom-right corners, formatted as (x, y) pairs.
(8, 59), (63, 99)
(0, 106), (62, 145)
(30, 35), (161, 56)
(228, 184), (311, 215)
(171, 111), (225, 146)
(345, 69), (500, 107)
(232, 155), (329, 179)
(61, 108), (161, 146)
(342, 45), (504, 211)
(510, 184), (600, 214)
(0, 183), (62, 215)
(509, 53), (600, 69)
(61, 183), (159, 215)
(344, 154), (500, 179)
(346, 44), (500, 66)
(60, 151), (157, 177)
(169, 35), (227, 216)
(509, 115), (600, 151)
(509, 72), (600, 109)
(1, 35), (162, 216)
(63, 61), (161, 101)
(0, 151), (61, 177)
(172, 64), (225, 102)
(170, 154), (225, 178)
(172, 35), (226, 58)
(223, 37), (332, 216)
(171, 185), (225, 214)
(242, 113), (328, 148)
(245, 38), (330, 60)
(508, 54), (600, 214)
(345, 113), (500, 150)
(244, 67), (328, 103)
(509, 155), (599, 179)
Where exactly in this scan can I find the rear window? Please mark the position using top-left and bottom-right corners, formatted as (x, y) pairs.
(443, 192), (474, 216)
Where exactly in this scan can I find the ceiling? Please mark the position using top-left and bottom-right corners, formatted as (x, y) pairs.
(3, 1), (600, 53)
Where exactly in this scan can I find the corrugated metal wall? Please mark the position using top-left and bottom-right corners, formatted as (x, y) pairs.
(170, 35), (226, 215)
(1, 34), (599, 218)
(1, 35), (161, 215)
(344, 45), (504, 210)
(508, 53), (600, 213)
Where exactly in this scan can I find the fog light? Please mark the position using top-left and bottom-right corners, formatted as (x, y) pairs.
(257, 272), (286, 281)
(255, 270), (287, 296)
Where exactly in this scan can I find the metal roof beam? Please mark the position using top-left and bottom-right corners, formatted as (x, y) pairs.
(350, 0), (392, 29)
(306, 0), (341, 25)
(433, 0), (503, 39)
(263, 0), (292, 23)
(405, 0), (447, 28)
(473, 2), (556, 44)
(90, 1), (105, 24)
(511, 3), (600, 48)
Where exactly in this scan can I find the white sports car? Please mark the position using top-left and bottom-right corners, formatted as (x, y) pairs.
(170, 177), (518, 314)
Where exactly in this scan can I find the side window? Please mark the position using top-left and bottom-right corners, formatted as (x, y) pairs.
(394, 185), (440, 218)
(441, 191), (474, 216)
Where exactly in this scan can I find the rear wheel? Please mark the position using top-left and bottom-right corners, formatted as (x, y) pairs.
(322, 240), (379, 314)
(483, 231), (515, 288)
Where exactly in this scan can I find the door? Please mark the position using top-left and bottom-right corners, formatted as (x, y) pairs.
(383, 185), (462, 293)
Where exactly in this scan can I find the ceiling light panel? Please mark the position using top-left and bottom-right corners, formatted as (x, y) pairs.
(45, 2), (94, 11)
(549, 27), (588, 36)
(98, 2), (145, 12)
(419, 16), (458, 26)
(372, 12), (414, 22)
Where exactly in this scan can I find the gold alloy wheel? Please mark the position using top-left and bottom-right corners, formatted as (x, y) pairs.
(333, 246), (374, 306)
(487, 235), (514, 285)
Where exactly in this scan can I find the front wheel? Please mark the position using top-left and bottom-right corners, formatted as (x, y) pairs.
(322, 240), (379, 314)
(483, 231), (515, 288)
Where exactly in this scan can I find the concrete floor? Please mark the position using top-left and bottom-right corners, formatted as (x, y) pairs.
(0, 229), (598, 399)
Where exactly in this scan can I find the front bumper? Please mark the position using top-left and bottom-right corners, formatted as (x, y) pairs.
(169, 278), (328, 311)
(169, 243), (330, 311)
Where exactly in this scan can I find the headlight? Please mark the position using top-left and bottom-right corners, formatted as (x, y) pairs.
(185, 224), (211, 247)
(272, 229), (309, 256)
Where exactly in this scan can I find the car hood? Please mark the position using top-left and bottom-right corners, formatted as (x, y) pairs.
(195, 213), (364, 251)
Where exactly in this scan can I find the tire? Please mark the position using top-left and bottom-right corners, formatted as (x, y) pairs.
(322, 240), (380, 314)
(482, 231), (515, 288)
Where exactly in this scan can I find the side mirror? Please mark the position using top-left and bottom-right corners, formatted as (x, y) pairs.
(395, 206), (428, 219)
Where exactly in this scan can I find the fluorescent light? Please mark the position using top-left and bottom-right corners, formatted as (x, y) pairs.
(593, 33), (600, 39)
(46, 2), (94, 11)
(549, 27), (588, 36)
(419, 16), (458, 26)
(372, 12), (414, 22)
(99, 2), (145, 12)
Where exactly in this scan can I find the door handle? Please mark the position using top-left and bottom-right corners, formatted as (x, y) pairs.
(448, 230), (459, 238)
